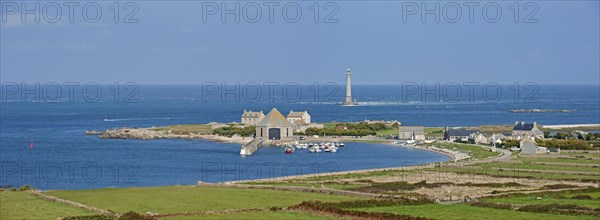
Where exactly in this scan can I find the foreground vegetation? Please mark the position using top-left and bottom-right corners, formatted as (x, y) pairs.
(0, 191), (95, 219)
(431, 142), (501, 159)
(44, 186), (356, 214)
(299, 122), (399, 137)
(2, 148), (599, 220)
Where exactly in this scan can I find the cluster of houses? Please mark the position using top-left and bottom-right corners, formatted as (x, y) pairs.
(241, 108), (322, 140)
(241, 109), (557, 155)
(397, 121), (555, 155)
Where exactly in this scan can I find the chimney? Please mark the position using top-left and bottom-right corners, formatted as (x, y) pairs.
(521, 121), (525, 126)
(515, 121), (519, 125)
(533, 121), (537, 127)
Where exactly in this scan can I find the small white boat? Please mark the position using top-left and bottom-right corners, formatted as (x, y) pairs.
(339, 143), (345, 147)
(405, 140), (416, 144)
(309, 147), (321, 153)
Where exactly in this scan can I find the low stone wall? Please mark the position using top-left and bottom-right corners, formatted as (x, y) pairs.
(226, 163), (437, 184)
(28, 190), (119, 217)
(199, 181), (430, 200)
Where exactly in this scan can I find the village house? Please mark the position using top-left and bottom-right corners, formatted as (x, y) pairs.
(520, 137), (546, 154)
(398, 126), (425, 141)
(512, 121), (544, 140)
(287, 110), (311, 132)
(287, 110), (311, 124)
(491, 134), (503, 145)
(468, 132), (491, 145)
(444, 127), (478, 142)
(255, 108), (293, 140)
(241, 110), (265, 126)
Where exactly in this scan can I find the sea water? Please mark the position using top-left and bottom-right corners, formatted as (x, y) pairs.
(1, 84), (598, 189)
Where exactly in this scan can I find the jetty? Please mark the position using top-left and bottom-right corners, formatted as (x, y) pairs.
(240, 139), (263, 156)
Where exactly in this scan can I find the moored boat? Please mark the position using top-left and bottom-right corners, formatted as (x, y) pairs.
(285, 146), (294, 154)
(309, 146), (321, 153)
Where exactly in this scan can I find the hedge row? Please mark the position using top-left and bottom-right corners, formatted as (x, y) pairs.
(289, 200), (432, 220)
(63, 212), (154, 220)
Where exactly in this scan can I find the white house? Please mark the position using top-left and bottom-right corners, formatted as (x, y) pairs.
(287, 110), (311, 124)
(399, 126), (425, 141)
(241, 110), (265, 126)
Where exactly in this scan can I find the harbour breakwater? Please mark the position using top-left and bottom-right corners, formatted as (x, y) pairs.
(240, 139), (263, 156)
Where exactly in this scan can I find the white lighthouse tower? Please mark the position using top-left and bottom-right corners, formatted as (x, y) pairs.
(342, 68), (357, 105)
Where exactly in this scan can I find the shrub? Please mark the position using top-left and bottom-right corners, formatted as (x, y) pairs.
(19, 184), (31, 191)
(63, 215), (115, 220)
(469, 202), (513, 210)
(543, 184), (579, 190)
(536, 139), (593, 150)
(459, 182), (524, 188)
(571, 195), (593, 200)
(212, 125), (255, 137)
(118, 211), (154, 220)
(9, 188), (17, 192)
(303, 198), (432, 209)
(289, 201), (431, 220)
(517, 204), (600, 216)
(352, 181), (451, 193)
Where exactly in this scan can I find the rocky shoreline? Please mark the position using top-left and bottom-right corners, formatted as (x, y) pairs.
(86, 128), (251, 144)
(509, 109), (574, 113)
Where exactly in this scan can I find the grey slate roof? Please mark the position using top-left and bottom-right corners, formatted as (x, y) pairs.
(399, 126), (425, 135)
(513, 123), (536, 131)
(288, 110), (308, 118)
(446, 129), (477, 137)
(242, 111), (263, 118)
(257, 108), (293, 127)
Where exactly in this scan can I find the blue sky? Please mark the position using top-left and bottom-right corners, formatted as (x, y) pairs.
(1, 1), (598, 84)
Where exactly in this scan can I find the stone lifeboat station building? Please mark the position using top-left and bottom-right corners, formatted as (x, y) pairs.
(255, 108), (293, 140)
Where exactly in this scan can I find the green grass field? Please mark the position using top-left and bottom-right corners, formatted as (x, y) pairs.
(44, 185), (358, 214)
(149, 124), (213, 135)
(433, 143), (501, 159)
(516, 157), (600, 164)
(375, 128), (399, 136)
(0, 191), (96, 220)
(352, 204), (597, 220)
(482, 188), (600, 209)
(437, 166), (600, 182)
(474, 162), (600, 173)
(240, 181), (362, 190)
